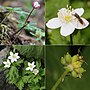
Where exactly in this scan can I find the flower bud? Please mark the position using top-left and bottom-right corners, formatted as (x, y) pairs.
(72, 54), (79, 63)
(72, 71), (78, 78)
(72, 61), (82, 69)
(75, 68), (86, 74)
(32, 2), (40, 9)
(65, 53), (72, 63)
(61, 57), (66, 65)
(27, 19), (30, 23)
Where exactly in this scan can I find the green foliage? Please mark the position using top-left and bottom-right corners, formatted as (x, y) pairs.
(13, 45), (44, 59)
(48, 29), (68, 44)
(17, 11), (45, 41)
(13, 59), (23, 67)
(6, 66), (19, 84)
(1, 46), (45, 90)
(16, 78), (24, 90)
(2, 5), (44, 42)
(30, 28), (45, 41)
(5, 7), (29, 15)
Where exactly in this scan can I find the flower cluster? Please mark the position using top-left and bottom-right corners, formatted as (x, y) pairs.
(26, 61), (39, 75)
(46, 6), (89, 36)
(3, 52), (20, 68)
(61, 53), (86, 78)
(3, 51), (39, 75)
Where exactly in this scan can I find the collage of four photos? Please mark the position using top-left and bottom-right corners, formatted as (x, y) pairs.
(0, 0), (90, 90)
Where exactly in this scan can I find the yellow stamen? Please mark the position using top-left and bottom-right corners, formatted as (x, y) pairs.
(64, 15), (71, 22)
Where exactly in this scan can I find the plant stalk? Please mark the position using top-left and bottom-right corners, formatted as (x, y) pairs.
(70, 34), (73, 45)
(9, 8), (35, 44)
(51, 70), (69, 90)
(25, 7), (34, 24)
(12, 7), (34, 37)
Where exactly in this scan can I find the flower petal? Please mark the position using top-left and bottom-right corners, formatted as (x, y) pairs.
(75, 18), (89, 29)
(11, 59), (15, 63)
(16, 56), (20, 59)
(32, 61), (35, 65)
(73, 8), (84, 16)
(15, 53), (18, 56)
(26, 67), (30, 70)
(3, 61), (7, 64)
(8, 56), (12, 59)
(30, 68), (33, 71)
(60, 23), (75, 36)
(46, 18), (61, 29)
(28, 62), (31, 66)
(7, 60), (10, 63)
(10, 52), (13, 56)
(14, 59), (17, 62)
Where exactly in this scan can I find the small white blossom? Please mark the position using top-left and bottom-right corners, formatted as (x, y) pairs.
(26, 61), (36, 71)
(32, 1), (40, 9)
(3, 59), (11, 68)
(46, 7), (89, 36)
(33, 69), (39, 75)
(8, 52), (20, 63)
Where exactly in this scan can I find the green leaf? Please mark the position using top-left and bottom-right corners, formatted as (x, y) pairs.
(16, 78), (24, 90)
(36, 60), (41, 68)
(22, 76), (31, 83)
(19, 15), (26, 22)
(13, 45), (44, 59)
(6, 66), (19, 84)
(25, 23), (38, 31)
(48, 29), (68, 44)
(13, 7), (22, 11)
(13, 59), (24, 67)
(15, 10), (29, 15)
(40, 68), (45, 76)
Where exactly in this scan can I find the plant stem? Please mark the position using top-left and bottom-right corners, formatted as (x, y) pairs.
(12, 7), (34, 37)
(25, 7), (34, 24)
(51, 70), (69, 90)
(10, 8), (34, 41)
(70, 34), (73, 45)
(12, 24), (27, 36)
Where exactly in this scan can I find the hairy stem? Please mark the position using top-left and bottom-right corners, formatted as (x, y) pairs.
(51, 70), (69, 90)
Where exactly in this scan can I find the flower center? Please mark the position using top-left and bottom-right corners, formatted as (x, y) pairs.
(30, 65), (33, 68)
(12, 55), (16, 59)
(64, 15), (72, 23)
(34, 70), (37, 73)
(7, 62), (10, 65)
(72, 61), (81, 69)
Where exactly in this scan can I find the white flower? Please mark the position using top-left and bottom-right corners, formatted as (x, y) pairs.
(3, 59), (11, 68)
(8, 52), (20, 63)
(26, 61), (36, 71)
(33, 69), (39, 75)
(46, 7), (89, 36)
(32, 1), (40, 9)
